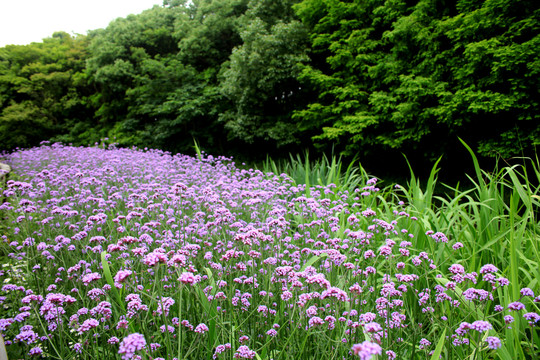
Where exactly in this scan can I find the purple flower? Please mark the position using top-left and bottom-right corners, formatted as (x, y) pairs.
(448, 264), (465, 274)
(430, 232), (448, 243)
(81, 272), (102, 286)
(213, 343), (232, 359)
(234, 345), (256, 359)
(362, 208), (376, 217)
(156, 296), (175, 316)
(118, 333), (146, 360)
(308, 316), (324, 328)
(29, 347), (43, 356)
(470, 320), (492, 332)
(239, 335), (249, 344)
(15, 328), (39, 344)
(178, 272), (197, 285)
(508, 302), (526, 311)
(305, 305), (317, 317)
(379, 246), (392, 256)
(195, 323), (209, 333)
(363, 322), (382, 333)
(280, 291), (293, 301)
(143, 251), (167, 266)
(351, 341), (382, 360)
(114, 270), (132, 286)
(479, 264), (498, 274)
(160, 325), (175, 333)
(520, 288), (534, 297)
(523, 312), (540, 326)
(419, 338), (431, 348)
(485, 336), (501, 349)
(455, 322), (471, 336)
(78, 318), (99, 334)
(320, 286), (349, 302)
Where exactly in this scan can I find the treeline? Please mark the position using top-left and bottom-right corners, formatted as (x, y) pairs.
(1, 0), (538, 171)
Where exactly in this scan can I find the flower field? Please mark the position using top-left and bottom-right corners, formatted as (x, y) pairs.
(0, 143), (538, 359)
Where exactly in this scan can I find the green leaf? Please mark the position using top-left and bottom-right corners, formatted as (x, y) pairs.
(429, 328), (446, 360)
(300, 253), (328, 272)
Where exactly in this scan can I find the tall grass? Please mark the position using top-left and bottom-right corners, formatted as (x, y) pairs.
(395, 140), (540, 359)
(264, 145), (540, 359)
(261, 152), (370, 195)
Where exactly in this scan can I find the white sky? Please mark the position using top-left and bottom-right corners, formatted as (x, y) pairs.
(0, 0), (164, 47)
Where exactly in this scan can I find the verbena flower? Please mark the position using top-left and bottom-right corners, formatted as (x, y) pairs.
(485, 336), (501, 349)
(419, 338), (431, 349)
(504, 315), (514, 324)
(178, 272), (198, 285)
(28, 347), (43, 356)
(364, 322), (382, 333)
(195, 323), (209, 333)
(508, 302), (526, 311)
(78, 318), (99, 334)
(470, 320), (492, 332)
(4, 144), (538, 360)
(448, 264), (465, 274)
(523, 312), (540, 326)
(351, 341), (382, 360)
(118, 333), (146, 360)
(479, 264), (498, 274)
(234, 345), (256, 359)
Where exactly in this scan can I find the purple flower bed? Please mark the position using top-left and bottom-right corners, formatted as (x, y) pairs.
(0, 143), (538, 359)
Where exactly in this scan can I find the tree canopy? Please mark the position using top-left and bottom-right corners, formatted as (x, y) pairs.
(1, 0), (538, 172)
(294, 0), (539, 161)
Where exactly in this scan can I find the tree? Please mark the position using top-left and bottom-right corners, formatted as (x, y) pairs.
(86, 5), (179, 130)
(0, 32), (91, 150)
(85, 1), (250, 154)
(219, 0), (311, 150)
(293, 0), (539, 162)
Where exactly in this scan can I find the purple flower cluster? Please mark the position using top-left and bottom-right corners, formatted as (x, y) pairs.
(351, 341), (382, 359)
(234, 345), (256, 359)
(118, 333), (146, 360)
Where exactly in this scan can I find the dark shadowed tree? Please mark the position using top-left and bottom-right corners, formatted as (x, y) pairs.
(293, 0), (539, 163)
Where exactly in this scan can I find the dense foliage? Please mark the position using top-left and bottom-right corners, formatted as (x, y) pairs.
(294, 0), (540, 160)
(0, 0), (538, 167)
(0, 33), (91, 150)
(0, 144), (538, 359)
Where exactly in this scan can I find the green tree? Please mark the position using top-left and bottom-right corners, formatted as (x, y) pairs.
(86, 5), (179, 134)
(219, 0), (311, 149)
(293, 0), (539, 161)
(178, 0), (249, 70)
(0, 32), (91, 151)
(85, 1), (251, 154)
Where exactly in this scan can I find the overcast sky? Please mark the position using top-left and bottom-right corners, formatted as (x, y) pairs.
(0, 0), (163, 47)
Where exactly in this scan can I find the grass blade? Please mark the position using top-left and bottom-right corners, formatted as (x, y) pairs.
(429, 328), (446, 360)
